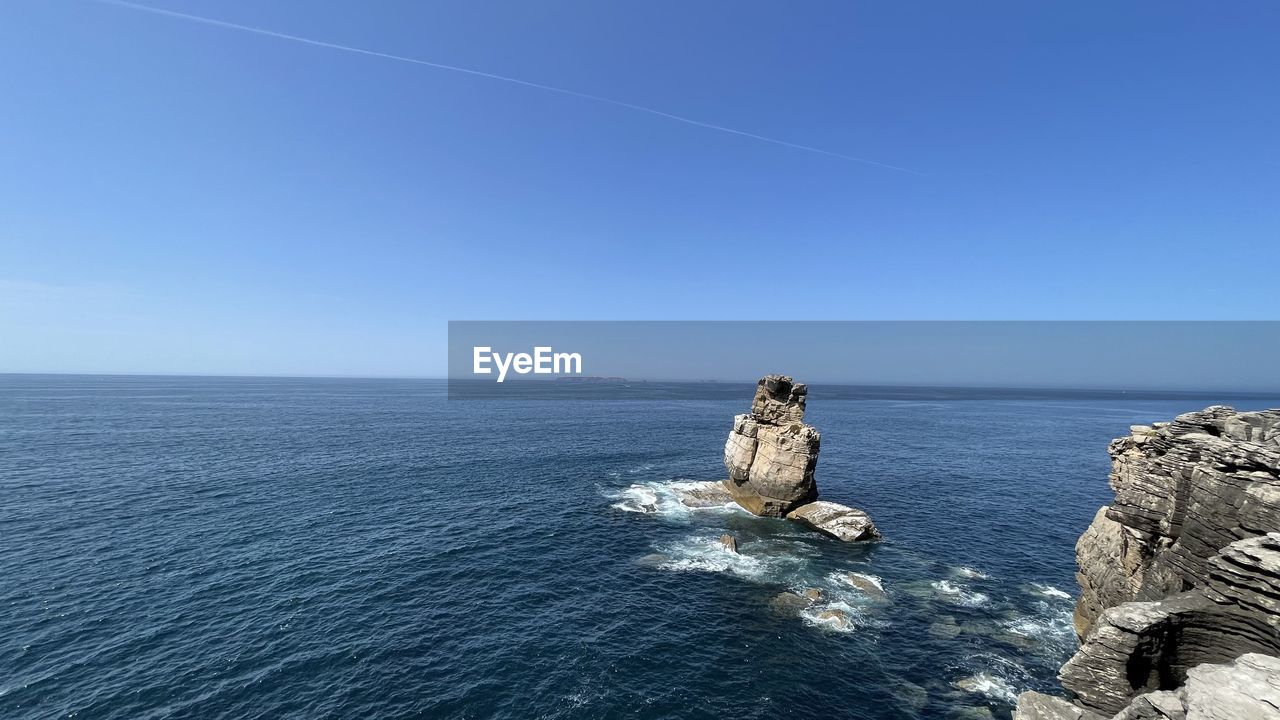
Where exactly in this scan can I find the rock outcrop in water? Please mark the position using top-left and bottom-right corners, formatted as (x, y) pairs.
(786, 501), (880, 542)
(719, 375), (879, 541)
(1014, 406), (1280, 720)
(723, 375), (819, 516)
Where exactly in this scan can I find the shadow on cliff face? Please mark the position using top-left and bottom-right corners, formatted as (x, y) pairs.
(1019, 406), (1280, 719)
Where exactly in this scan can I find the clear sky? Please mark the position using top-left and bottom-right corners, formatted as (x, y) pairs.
(2, 1), (1277, 377)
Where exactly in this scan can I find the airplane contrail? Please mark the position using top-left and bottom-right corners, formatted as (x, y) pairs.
(89, 0), (920, 174)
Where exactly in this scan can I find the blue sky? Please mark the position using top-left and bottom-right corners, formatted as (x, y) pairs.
(2, 1), (1278, 377)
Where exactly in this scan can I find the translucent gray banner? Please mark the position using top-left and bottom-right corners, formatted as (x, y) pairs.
(447, 321), (1280, 400)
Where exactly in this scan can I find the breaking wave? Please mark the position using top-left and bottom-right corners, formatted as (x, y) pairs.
(800, 600), (863, 634)
(647, 536), (769, 579)
(932, 580), (990, 607)
(1030, 583), (1072, 600)
(1004, 600), (1078, 659)
(645, 534), (815, 585)
(836, 571), (885, 593)
(844, 568), (885, 591)
(951, 653), (1034, 704)
(952, 672), (1018, 703)
(604, 480), (741, 519)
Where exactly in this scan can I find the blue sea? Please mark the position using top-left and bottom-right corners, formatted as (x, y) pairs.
(2, 376), (1277, 719)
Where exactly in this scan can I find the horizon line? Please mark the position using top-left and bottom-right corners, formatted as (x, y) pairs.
(3, 371), (1280, 396)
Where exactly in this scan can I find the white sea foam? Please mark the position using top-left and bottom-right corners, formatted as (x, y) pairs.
(829, 571), (886, 595)
(953, 566), (990, 580)
(953, 671), (1018, 703)
(1030, 582), (1072, 600)
(931, 580), (989, 607)
(950, 652), (1034, 706)
(800, 600), (861, 633)
(1004, 601), (1076, 656)
(608, 484), (664, 514)
(1004, 614), (1071, 641)
(790, 575), (888, 633)
(605, 480), (742, 519)
(649, 532), (822, 588)
(651, 536), (769, 580)
(846, 572), (884, 592)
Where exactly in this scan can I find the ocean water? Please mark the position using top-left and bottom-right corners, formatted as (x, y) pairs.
(2, 376), (1277, 720)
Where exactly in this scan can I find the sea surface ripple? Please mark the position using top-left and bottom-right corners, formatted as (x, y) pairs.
(2, 376), (1275, 719)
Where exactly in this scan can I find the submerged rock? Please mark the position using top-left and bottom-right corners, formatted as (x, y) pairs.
(787, 501), (880, 542)
(947, 707), (996, 720)
(928, 616), (962, 640)
(837, 572), (889, 601)
(813, 608), (852, 630)
(892, 682), (930, 714)
(956, 620), (1037, 651)
(636, 553), (669, 567)
(953, 672), (1019, 704)
(768, 591), (811, 616)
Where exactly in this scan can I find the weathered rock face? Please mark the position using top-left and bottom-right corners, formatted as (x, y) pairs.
(1061, 532), (1280, 713)
(1074, 407), (1280, 638)
(1012, 691), (1103, 720)
(750, 374), (808, 423)
(722, 375), (820, 517)
(1015, 406), (1280, 720)
(671, 480), (735, 509)
(1173, 653), (1280, 719)
(1036, 653), (1280, 720)
(717, 375), (879, 540)
(1021, 651), (1280, 720)
(786, 501), (881, 542)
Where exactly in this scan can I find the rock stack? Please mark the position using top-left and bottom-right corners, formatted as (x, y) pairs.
(723, 375), (819, 517)
(1014, 406), (1280, 720)
(722, 375), (879, 541)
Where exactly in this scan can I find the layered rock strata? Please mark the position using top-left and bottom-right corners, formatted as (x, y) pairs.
(721, 376), (880, 538)
(1074, 407), (1280, 638)
(1015, 406), (1280, 720)
(719, 375), (879, 540)
(723, 375), (819, 517)
(1017, 653), (1280, 720)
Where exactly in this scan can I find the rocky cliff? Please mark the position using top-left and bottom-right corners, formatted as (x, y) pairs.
(1015, 406), (1280, 720)
(718, 375), (879, 541)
